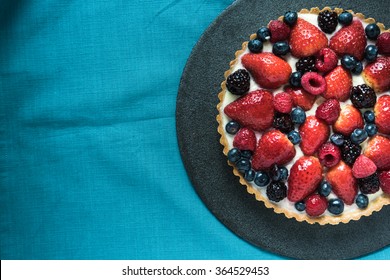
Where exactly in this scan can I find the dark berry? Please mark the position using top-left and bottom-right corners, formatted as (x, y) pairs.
(287, 130), (301, 145)
(272, 41), (290, 56)
(289, 71), (302, 87)
(291, 107), (306, 124)
(273, 113), (294, 133)
(248, 39), (263, 53)
(356, 194), (369, 209)
(225, 121), (240, 134)
(365, 45), (378, 62)
(365, 23), (381, 40)
(358, 172), (380, 194)
(365, 123), (378, 136)
(340, 139), (362, 166)
(363, 110), (375, 123)
(226, 69), (250, 95)
(244, 169), (256, 182)
(269, 164), (281, 181)
(341, 55), (357, 70)
(328, 199), (344, 215)
(279, 167), (288, 181)
(351, 61), (363, 75)
(227, 148), (241, 163)
(295, 201), (306, 211)
(256, 27), (271, 42)
(338, 11), (353, 26)
(330, 133), (345, 146)
(318, 10), (338, 34)
(240, 150), (253, 159)
(296, 56), (317, 73)
(283, 11), (298, 26)
(351, 128), (368, 144)
(266, 181), (287, 202)
(319, 180), (332, 197)
(350, 84), (377, 108)
(236, 158), (251, 173)
(254, 171), (270, 187)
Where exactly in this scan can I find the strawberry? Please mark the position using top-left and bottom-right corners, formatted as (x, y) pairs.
(379, 170), (390, 194)
(241, 52), (292, 89)
(364, 135), (390, 171)
(233, 127), (257, 152)
(362, 56), (390, 93)
(252, 129), (296, 170)
(289, 18), (328, 58)
(299, 116), (330, 156)
(305, 194), (328, 217)
(287, 156), (323, 202)
(374, 95), (390, 134)
(352, 155), (377, 179)
(329, 19), (367, 60)
(326, 161), (358, 205)
(333, 104), (364, 136)
(284, 87), (316, 111)
(323, 66), (352, 101)
(224, 89), (274, 132)
(376, 32), (390, 56)
(273, 92), (293, 113)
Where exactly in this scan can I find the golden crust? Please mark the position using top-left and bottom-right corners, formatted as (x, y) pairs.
(217, 7), (390, 225)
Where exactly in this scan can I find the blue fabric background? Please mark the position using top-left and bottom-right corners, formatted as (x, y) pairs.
(0, 0), (389, 259)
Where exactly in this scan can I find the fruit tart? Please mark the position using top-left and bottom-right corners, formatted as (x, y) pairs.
(217, 7), (390, 225)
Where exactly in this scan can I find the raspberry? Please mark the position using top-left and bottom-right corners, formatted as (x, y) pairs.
(268, 20), (291, 43)
(315, 99), (341, 124)
(233, 127), (257, 152)
(273, 92), (293, 113)
(376, 32), (390, 56)
(379, 170), (390, 194)
(301, 72), (326, 95)
(350, 84), (377, 109)
(357, 172), (380, 194)
(296, 56), (316, 73)
(266, 181), (287, 202)
(318, 10), (338, 34)
(340, 139), (362, 166)
(315, 48), (338, 73)
(305, 194), (328, 217)
(318, 142), (341, 168)
(226, 69), (250, 95)
(272, 113), (294, 133)
(352, 155), (377, 179)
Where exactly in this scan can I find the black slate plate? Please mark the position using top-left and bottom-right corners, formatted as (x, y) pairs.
(176, 0), (390, 259)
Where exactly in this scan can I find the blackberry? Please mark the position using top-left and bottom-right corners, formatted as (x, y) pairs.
(273, 113), (294, 133)
(296, 56), (316, 73)
(318, 10), (338, 34)
(226, 69), (250, 95)
(340, 139), (362, 166)
(350, 84), (377, 108)
(266, 181), (287, 202)
(358, 172), (380, 194)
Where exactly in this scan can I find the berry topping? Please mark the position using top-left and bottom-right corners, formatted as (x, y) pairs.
(330, 133), (345, 146)
(338, 11), (353, 26)
(352, 155), (377, 179)
(224, 89), (274, 132)
(318, 142), (341, 168)
(266, 181), (287, 202)
(319, 180), (332, 197)
(350, 84), (377, 109)
(244, 169), (256, 182)
(228, 148), (241, 163)
(233, 127), (257, 152)
(299, 116), (330, 156)
(287, 156), (323, 202)
(301, 72), (326, 95)
(268, 20), (291, 43)
(289, 18), (328, 58)
(340, 139), (362, 166)
(323, 66), (352, 101)
(379, 170), (390, 194)
(240, 150), (253, 159)
(248, 39), (263, 53)
(257, 27), (271, 42)
(340, 54), (358, 70)
(315, 98), (341, 124)
(364, 110), (375, 123)
(333, 104), (364, 136)
(317, 10), (338, 34)
(254, 171), (271, 187)
(365, 23), (381, 40)
(357, 172), (381, 194)
(296, 56), (317, 73)
(252, 130), (296, 171)
(290, 106), (306, 124)
(315, 48), (338, 73)
(364, 135), (390, 171)
(362, 56), (390, 93)
(289, 71), (302, 87)
(225, 121), (240, 135)
(285, 87), (316, 111)
(374, 95), (390, 134)
(226, 69), (251, 95)
(236, 158), (252, 173)
(328, 198), (344, 215)
(365, 123), (378, 137)
(351, 60), (363, 75)
(283, 11), (298, 26)
(273, 92), (293, 113)
(376, 32), (390, 56)
(279, 166), (289, 181)
(272, 41), (290, 56)
(364, 45), (378, 62)
(295, 201), (306, 211)
(351, 128), (368, 144)
(269, 164), (282, 181)
(356, 194), (369, 209)
(273, 112), (294, 133)
(305, 194), (328, 217)
(287, 130), (301, 145)
(242, 52), (292, 89)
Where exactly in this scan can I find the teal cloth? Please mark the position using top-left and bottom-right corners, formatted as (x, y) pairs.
(0, 0), (389, 259)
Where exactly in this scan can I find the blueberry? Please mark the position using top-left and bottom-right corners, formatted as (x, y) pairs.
(225, 121), (240, 134)
(341, 55), (357, 70)
(328, 198), (344, 215)
(272, 41), (290, 56)
(330, 133), (345, 146)
(338, 11), (353, 26)
(248, 39), (263, 53)
(256, 27), (271, 42)
(356, 193), (369, 209)
(289, 71), (302, 87)
(227, 148), (241, 163)
(365, 123), (378, 136)
(240, 150), (253, 159)
(365, 23), (381, 40)
(244, 169), (256, 182)
(351, 60), (363, 75)
(279, 167), (288, 181)
(283, 11), (298, 26)
(351, 128), (368, 144)
(363, 110), (375, 123)
(269, 164), (281, 181)
(287, 130), (301, 145)
(319, 180), (332, 197)
(295, 201), (306, 212)
(254, 171), (270, 187)
(291, 107), (306, 124)
(364, 45), (378, 62)
(236, 158), (251, 173)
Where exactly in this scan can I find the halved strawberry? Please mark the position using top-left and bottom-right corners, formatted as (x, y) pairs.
(374, 95), (390, 134)
(305, 194), (328, 217)
(329, 19), (367, 60)
(299, 116), (330, 156)
(362, 56), (390, 93)
(287, 156), (323, 202)
(224, 89), (274, 132)
(233, 127), (257, 152)
(289, 18), (328, 58)
(333, 104), (364, 136)
(252, 129), (296, 170)
(364, 135), (390, 171)
(284, 86), (316, 111)
(326, 161), (358, 205)
(379, 170), (390, 194)
(323, 66), (352, 101)
(352, 155), (377, 179)
(241, 52), (292, 89)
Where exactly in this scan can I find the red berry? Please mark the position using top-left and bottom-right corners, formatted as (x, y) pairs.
(233, 127), (257, 152)
(285, 87), (317, 111)
(352, 155), (377, 179)
(315, 48), (338, 73)
(379, 170), (390, 194)
(315, 98), (341, 124)
(318, 142), (341, 168)
(301, 72), (327, 95)
(305, 194), (328, 217)
(376, 32), (390, 56)
(273, 92), (293, 113)
(268, 20), (291, 43)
